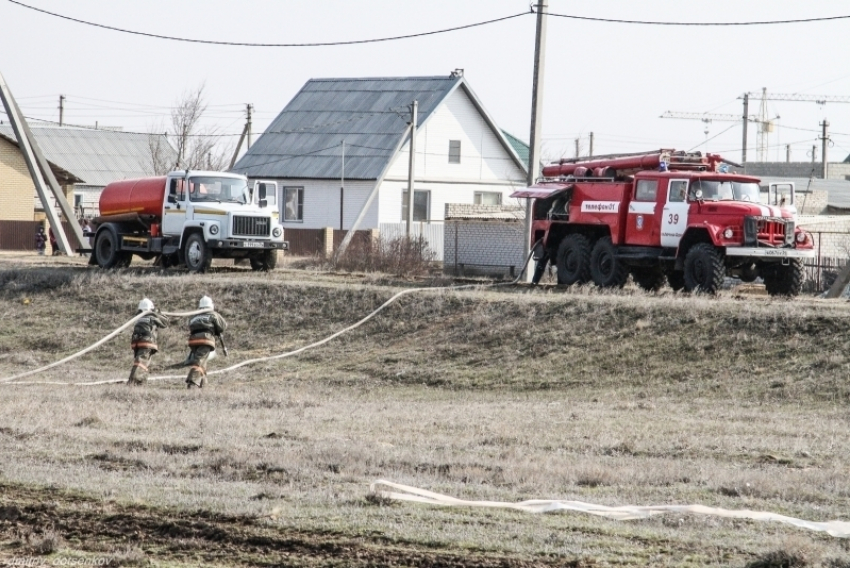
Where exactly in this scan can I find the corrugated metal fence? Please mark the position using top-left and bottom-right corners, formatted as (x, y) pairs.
(0, 221), (41, 250)
(0, 220), (86, 252)
(379, 222), (444, 261)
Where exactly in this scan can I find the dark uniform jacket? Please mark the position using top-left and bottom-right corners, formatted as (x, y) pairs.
(188, 312), (227, 348)
(131, 312), (168, 351)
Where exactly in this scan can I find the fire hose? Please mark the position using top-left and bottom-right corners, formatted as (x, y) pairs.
(0, 243), (540, 386)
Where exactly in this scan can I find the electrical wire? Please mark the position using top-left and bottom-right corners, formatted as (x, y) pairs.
(687, 123), (738, 152)
(6, 1), (528, 47)
(541, 9), (850, 26)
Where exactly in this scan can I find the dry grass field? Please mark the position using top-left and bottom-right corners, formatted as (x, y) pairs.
(2, 254), (850, 566)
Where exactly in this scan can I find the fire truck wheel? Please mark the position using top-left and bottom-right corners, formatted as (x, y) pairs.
(94, 229), (121, 269)
(184, 233), (212, 273)
(631, 266), (666, 292)
(590, 237), (628, 288)
(555, 234), (591, 286)
(739, 263), (759, 283)
(666, 270), (686, 291)
(763, 260), (804, 297)
(683, 243), (724, 294)
(116, 253), (132, 268)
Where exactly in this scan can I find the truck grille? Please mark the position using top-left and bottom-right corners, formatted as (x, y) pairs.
(743, 216), (791, 247)
(232, 216), (271, 237)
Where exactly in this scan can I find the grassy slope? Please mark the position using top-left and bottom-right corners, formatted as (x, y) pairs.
(1, 264), (850, 566)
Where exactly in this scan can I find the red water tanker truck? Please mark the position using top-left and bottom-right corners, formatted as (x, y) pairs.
(511, 150), (814, 296)
(89, 170), (287, 272)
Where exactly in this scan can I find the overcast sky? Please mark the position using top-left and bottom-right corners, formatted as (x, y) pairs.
(2, 0), (850, 168)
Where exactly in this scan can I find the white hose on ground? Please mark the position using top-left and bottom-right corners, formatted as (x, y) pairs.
(0, 245), (539, 386)
(369, 480), (850, 539)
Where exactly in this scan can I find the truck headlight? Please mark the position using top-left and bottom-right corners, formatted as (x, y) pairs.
(209, 224), (219, 235)
(723, 228), (734, 239)
(796, 232), (807, 243)
(272, 227), (282, 238)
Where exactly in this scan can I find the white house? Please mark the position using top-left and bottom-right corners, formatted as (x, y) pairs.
(232, 73), (528, 238)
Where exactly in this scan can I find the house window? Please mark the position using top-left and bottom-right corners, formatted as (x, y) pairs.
(401, 189), (431, 221)
(448, 140), (461, 164)
(283, 186), (303, 221)
(474, 191), (502, 205)
(635, 179), (657, 201)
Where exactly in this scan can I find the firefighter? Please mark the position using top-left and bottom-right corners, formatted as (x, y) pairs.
(185, 295), (227, 389)
(128, 298), (168, 385)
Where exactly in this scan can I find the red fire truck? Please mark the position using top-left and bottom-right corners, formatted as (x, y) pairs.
(511, 150), (814, 296)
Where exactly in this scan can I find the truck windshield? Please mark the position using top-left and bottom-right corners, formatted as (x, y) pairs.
(689, 180), (760, 203)
(188, 177), (249, 203)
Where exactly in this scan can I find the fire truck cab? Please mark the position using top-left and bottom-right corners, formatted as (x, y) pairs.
(512, 150), (814, 296)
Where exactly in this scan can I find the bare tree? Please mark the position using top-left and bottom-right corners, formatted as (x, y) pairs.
(148, 84), (231, 173)
(147, 130), (173, 175)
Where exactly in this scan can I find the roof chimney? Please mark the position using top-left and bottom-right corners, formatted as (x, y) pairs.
(450, 69), (464, 78)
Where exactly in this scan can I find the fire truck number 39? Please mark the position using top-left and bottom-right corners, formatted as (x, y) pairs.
(667, 213), (679, 224)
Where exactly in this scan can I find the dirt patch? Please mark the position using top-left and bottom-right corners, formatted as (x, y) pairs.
(0, 482), (578, 567)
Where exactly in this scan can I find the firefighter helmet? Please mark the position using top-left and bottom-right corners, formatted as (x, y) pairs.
(137, 298), (155, 312)
(198, 295), (214, 310)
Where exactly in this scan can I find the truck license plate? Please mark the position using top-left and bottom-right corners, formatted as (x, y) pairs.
(242, 241), (264, 248)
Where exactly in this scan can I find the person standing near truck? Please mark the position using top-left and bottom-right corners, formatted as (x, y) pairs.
(35, 227), (46, 255)
(128, 298), (168, 385)
(185, 296), (227, 388)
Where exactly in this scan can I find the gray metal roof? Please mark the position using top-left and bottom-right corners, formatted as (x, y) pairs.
(232, 75), (526, 180)
(0, 125), (172, 186)
(757, 176), (850, 210)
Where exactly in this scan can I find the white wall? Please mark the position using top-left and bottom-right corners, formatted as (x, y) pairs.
(378, 87), (526, 224)
(267, 178), (378, 230)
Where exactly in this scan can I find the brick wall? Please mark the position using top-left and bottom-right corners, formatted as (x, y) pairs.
(0, 137), (36, 220)
(444, 204), (527, 278)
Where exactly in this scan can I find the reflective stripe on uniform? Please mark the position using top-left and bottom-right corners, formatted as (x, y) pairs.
(132, 361), (149, 371)
(131, 341), (157, 350)
(188, 338), (215, 347)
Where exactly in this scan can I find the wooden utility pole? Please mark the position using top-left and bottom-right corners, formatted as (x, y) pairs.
(340, 140), (345, 231)
(229, 103), (254, 169)
(523, 0), (548, 282)
(406, 100), (418, 236)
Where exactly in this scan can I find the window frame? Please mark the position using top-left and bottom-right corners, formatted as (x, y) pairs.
(473, 191), (503, 206)
(401, 189), (431, 222)
(448, 140), (461, 164)
(283, 186), (304, 222)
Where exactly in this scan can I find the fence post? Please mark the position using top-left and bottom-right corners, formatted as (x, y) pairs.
(323, 227), (334, 258)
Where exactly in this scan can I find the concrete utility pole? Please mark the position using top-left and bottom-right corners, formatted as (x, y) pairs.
(589, 132), (594, 157)
(820, 119), (829, 179)
(0, 72), (84, 254)
(523, 0), (548, 282)
(229, 103), (254, 169)
(741, 93), (749, 164)
(405, 100), (418, 236)
(574, 138), (580, 158)
(58, 94), (65, 126)
(786, 144), (791, 163)
(246, 103), (253, 148)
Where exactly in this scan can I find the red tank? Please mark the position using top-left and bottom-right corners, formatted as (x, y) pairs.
(99, 177), (167, 218)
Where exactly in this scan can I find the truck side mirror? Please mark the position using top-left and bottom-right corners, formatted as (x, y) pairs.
(167, 194), (177, 204)
(258, 184), (267, 200)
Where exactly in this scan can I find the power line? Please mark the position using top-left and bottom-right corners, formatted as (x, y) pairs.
(541, 9), (850, 26)
(6, 1), (528, 46)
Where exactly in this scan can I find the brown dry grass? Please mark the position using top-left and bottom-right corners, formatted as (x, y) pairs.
(1, 257), (850, 566)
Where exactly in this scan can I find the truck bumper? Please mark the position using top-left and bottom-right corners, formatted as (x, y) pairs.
(725, 247), (814, 259)
(209, 239), (289, 251)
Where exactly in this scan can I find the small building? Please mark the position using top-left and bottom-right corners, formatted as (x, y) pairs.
(0, 125), (173, 220)
(232, 73), (528, 247)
